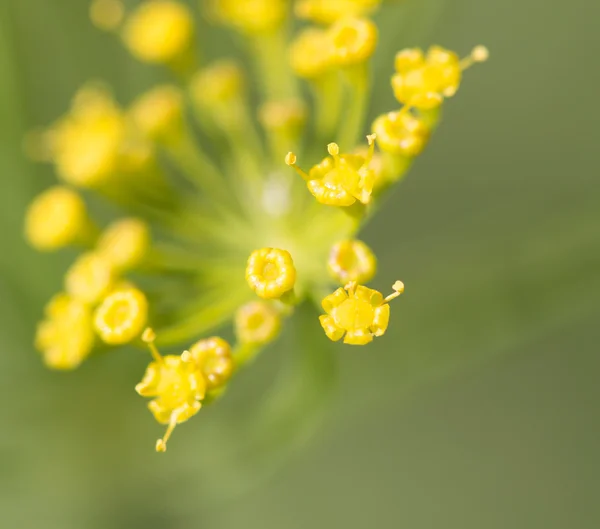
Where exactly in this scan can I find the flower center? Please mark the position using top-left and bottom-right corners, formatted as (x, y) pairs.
(333, 298), (375, 331)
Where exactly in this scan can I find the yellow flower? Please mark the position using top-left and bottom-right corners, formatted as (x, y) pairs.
(328, 239), (377, 284)
(129, 86), (184, 143)
(35, 294), (95, 370)
(372, 110), (430, 156)
(211, 0), (286, 34)
(295, 0), (382, 24)
(24, 186), (97, 251)
(327, 17), (378, 67)
(65, 252), (115, 305)
(96, 218), (150, 272)
(190, 60), (245, 106)
(89, 0), (124, 31)
(235, 301), (281, 344)
(187, 337), (233, 389)
(320, 280), (404, 345)
(123, 0), (194, 64)
(245, 248), (297, 299)
(94, 287), (149, 345)
(289, 28), (332, 79)
(286, 135), (377, 207)
(392, 45), (489, 109)
(135, 329), (206, 452)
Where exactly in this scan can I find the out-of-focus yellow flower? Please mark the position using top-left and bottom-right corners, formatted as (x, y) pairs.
(392, 45), (489, 109)
(35, 294), (95, 370)
(187, 337), (233, 389)
(286, 135), (377, 207)
(319, 280), (404, 345)
(90, 0), (124, 31)
(289, 28), (332, 79)
(94, 287), (148, 345)
(211, 0), (286, 34)
(130, 86), (184, 144)
(136, 328), (206, 452)
(96, 218), (150, 272)
(190, 60), (245, 106)
(246, 248), (297, 299)
(328, 239), (377, 284)
(259, 99), (306, 135)
(372, 110), (430, 156)
(295, 0), (381, 24)
(123, 0), (194, 64)
(235, 301), (281, 344)
(65, 253), (115, 305)
(327, 17), (378, 67)
(24, 186), (97, 251)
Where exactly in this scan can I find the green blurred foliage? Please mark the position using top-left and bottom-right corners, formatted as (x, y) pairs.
(1, 0), (599, 528)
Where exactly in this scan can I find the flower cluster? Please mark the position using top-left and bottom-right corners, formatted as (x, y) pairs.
(25, 0), (487, 450)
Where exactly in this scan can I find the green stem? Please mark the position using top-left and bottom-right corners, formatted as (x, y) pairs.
(337, 64), (370, 151)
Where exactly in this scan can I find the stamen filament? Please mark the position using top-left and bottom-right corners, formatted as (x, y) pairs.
(156, 414), (177, 452)
(142, 328), (164, 364)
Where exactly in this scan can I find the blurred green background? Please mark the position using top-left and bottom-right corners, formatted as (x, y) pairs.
(1, 0), (599, 527)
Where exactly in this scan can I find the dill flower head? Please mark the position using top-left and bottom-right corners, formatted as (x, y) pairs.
(25, 0), (488, 451)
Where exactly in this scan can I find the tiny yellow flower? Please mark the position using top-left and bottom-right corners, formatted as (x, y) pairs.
(286, 135), (377, 207)
(187, 337), (233, 390)
(258, 99), (307, 135)
(245, 248), (297, 299)
(289, 28), (332, 79)
(372, 110), (430, 157)
(90, 0), (125, 31)
(65, 252), (115, 305)
(123, 0), (194, 64)
(35, 294), (95, 370)
(211, 0), (286, 34)
(392, 45), (489, 109)
(295, 0), (382, 24)
(136, 328), (206, 452)
(327, 17), (378, 67)
(189, 60), (245, 106)
(96, 218), (150, 272)
(94, 287), (149, 345)
(235, 301), (281, 344)
(319, 280), (404, 345)
(129, 85), (184, 144)
(24, 186), (96, 251)
(328, 239), (377, 284)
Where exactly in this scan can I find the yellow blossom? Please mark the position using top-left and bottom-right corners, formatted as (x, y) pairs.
(328, 239), (377, 284)
(136, 328), (206, 452)
(94, 287), (149, 345)
(123, 0), (194, 64)
(129, 85), (184, 143)
(24, 186), (97, 251)
(327, 17), (378, 67)
(295, 0), (381, 24)
(211, 0), (286, 34)
(372, 110), (430, 156)
(286, 135), (377, 207)
(96, 218), (150, 272)
(235, 301), (281, 345)
(190, 60), (245, 106)
(65, 252), (115, 305)
(187, 337), (233, 389)
(289, 28), (332, 79)
(319, 280), (404, 345)
(245, 248), (297, 299)
(392, 45), (489, 109)
(90, 0), (124, 31)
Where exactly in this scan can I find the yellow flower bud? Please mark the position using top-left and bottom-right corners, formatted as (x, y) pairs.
(94, 287), (149, 345)
(65, 253), (115, 305)
(35, 294), (95, 370)
(327, 17), (378, 67)
(188, 337), (233, 389)
(258, 99), (306, 135)
(189, 60), (245, 107)
(295, 0), (381, 24)
(372, 110), (430, 156)
(211, 0), (286, 34)
(24, 186), (96, 251)
(289, 28), (332, 79)
(319, 280), (404, 345)
(90, 0), (124, 31)
(286, 135), (377, 207)
(245, 248), (297, 299)
(130, 85), (184, 143)
(235, 301), (281, 344)
(328, 239), (377, 284)
(96, 218), (150, 272)
(123, 0), (194, 64)
(136, 328), (206, 452)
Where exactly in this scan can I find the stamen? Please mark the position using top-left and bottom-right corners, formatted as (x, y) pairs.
(460, 45), (489, 70)
(142, 327), (163, 364)
(156, 414), (177, 452)
(383, 281), (405, 303)
(285, 152), (310, 181)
